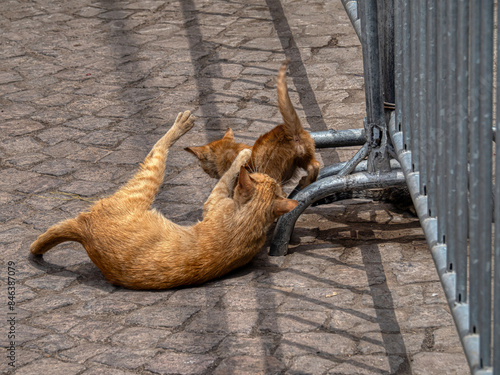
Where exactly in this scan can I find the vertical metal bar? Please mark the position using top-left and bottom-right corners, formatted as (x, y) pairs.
(478, 0), (494, 367)
(401, 0), (411, 153)
(409, 0), (419, 172)
(426, 0), (437, 218)
(495, 0), (500, 367)
(468, 0), (481, 340)
(445, 0), (458, 273)
(377, 0), (395, 106)
(358, 0), (390, 174)
(394, 0), (403, 134)
(455, 0), (469, 305)
(418, 0), (427, 196)
(436, 0), (447, 244)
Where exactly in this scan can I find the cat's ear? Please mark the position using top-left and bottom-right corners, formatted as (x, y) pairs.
(238, 166), (254, 197)
(184, 146), (206, 160)
(274, 198), (298, 216)
(223, 128), (234, 140)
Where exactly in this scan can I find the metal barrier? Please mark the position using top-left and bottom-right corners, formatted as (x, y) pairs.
(270, 1), (499, 373)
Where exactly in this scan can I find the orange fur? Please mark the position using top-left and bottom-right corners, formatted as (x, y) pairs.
(185, 61), (320, 189)
(185, 128), (251, 178)
(30, 111), (298, 290)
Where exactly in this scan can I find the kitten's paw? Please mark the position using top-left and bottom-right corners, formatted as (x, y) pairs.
(174, 110), (196, 134)
(234, 149), (252, 166)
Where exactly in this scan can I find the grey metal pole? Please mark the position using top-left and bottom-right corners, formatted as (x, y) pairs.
(436, 0), (447, 245)
(401, 0), (411, 153)
(418, 0), (427, 197)
(409, 0), (419, 172)
(455, 0), (469, 305)
(394, 0), (403, 135)
(478, 0), (494, 367)
(426, 0), (437, 218)
(468, 0), (481, 341)
(445, 0), (458, 274)
(310, 129), (365, 148)
(495, 0), (500, 367)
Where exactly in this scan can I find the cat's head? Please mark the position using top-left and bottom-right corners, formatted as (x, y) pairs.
(185, 128), (241, 179)
(234, 166), (298, 219)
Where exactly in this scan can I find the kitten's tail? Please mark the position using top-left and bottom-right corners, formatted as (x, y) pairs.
(112, 111), (196, 209)
(30, 218), (85, 255)
(277, 60), (303, 136)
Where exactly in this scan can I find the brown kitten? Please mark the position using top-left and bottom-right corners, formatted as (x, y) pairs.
(30, 111), (298, 290)
(185, 61), (320, 189)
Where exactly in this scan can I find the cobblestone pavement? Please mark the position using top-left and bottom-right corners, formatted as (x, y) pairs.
(0, 0), (468, 374)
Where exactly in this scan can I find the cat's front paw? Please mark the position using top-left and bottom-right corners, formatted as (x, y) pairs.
(233, 148), (252, 167)
(173, 110), (196, 134)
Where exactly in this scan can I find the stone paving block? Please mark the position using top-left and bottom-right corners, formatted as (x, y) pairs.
(73, 298), (138, 316)
(15, 358), (85, 375)
(69, 320), (123, 343)
(24, 333), (76, 354)
(5, 153), (50, 168)
(145, 351), (217, 375)
(111, 326), (171, 349)
(158, 331), (225, 354)
(259, 310), (328, 333)
(30, 312), (82, 334)
(214, 355), (286, 375)
(91, 347), (159, 370)
(24, 271), (79, 291)
(222, 286), (287, 310)
(411, 352), (469, 375)
(59, 180), (116, 197)
(58, 342), (110, 363)
(216, 336), (275, 358)
(358, 331), (425, 355)
(327, 355), (406, 375)
(15, 175), (63, 195)
(36, 127), (86, 146)
(1, 136), (43, 155)
(432, 326), (466, 353)
(32, 159), (83, 177)
(275, 332), (358, 360)
(186, 310), (259, 334)
(125, 305), (200, 329)
(80, 366), (137, 375)
(278, 287), (355, 311)
(20, 295), (77, 313)
(287, 355), (338, 375)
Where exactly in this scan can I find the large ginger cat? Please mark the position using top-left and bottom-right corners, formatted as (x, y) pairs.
(30, 111), (298, 290)
(185, 61), (320, 189)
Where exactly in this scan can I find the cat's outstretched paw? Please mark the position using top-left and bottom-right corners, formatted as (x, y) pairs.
(173, 110), (196, 135)
(233, 148), (252, 168)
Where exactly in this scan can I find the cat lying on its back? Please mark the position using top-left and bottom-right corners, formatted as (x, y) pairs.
(30, 111), (298, 290)
(186, 61), (320, 189)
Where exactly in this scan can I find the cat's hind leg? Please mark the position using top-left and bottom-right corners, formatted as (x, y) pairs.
(110, 111), (196, 210)
(203, 148), (251, 215)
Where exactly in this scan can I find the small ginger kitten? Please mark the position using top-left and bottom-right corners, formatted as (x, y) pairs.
(30, 111), (298, 290)
(185, 61), (320, 189)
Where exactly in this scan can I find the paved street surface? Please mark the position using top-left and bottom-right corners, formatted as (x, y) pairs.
(1, 0), (468, 374)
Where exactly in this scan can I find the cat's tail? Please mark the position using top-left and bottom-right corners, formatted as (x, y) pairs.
(111, 111), (196, 209)
(277, 60), (303, 136)
(30, 218), (85, 255)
